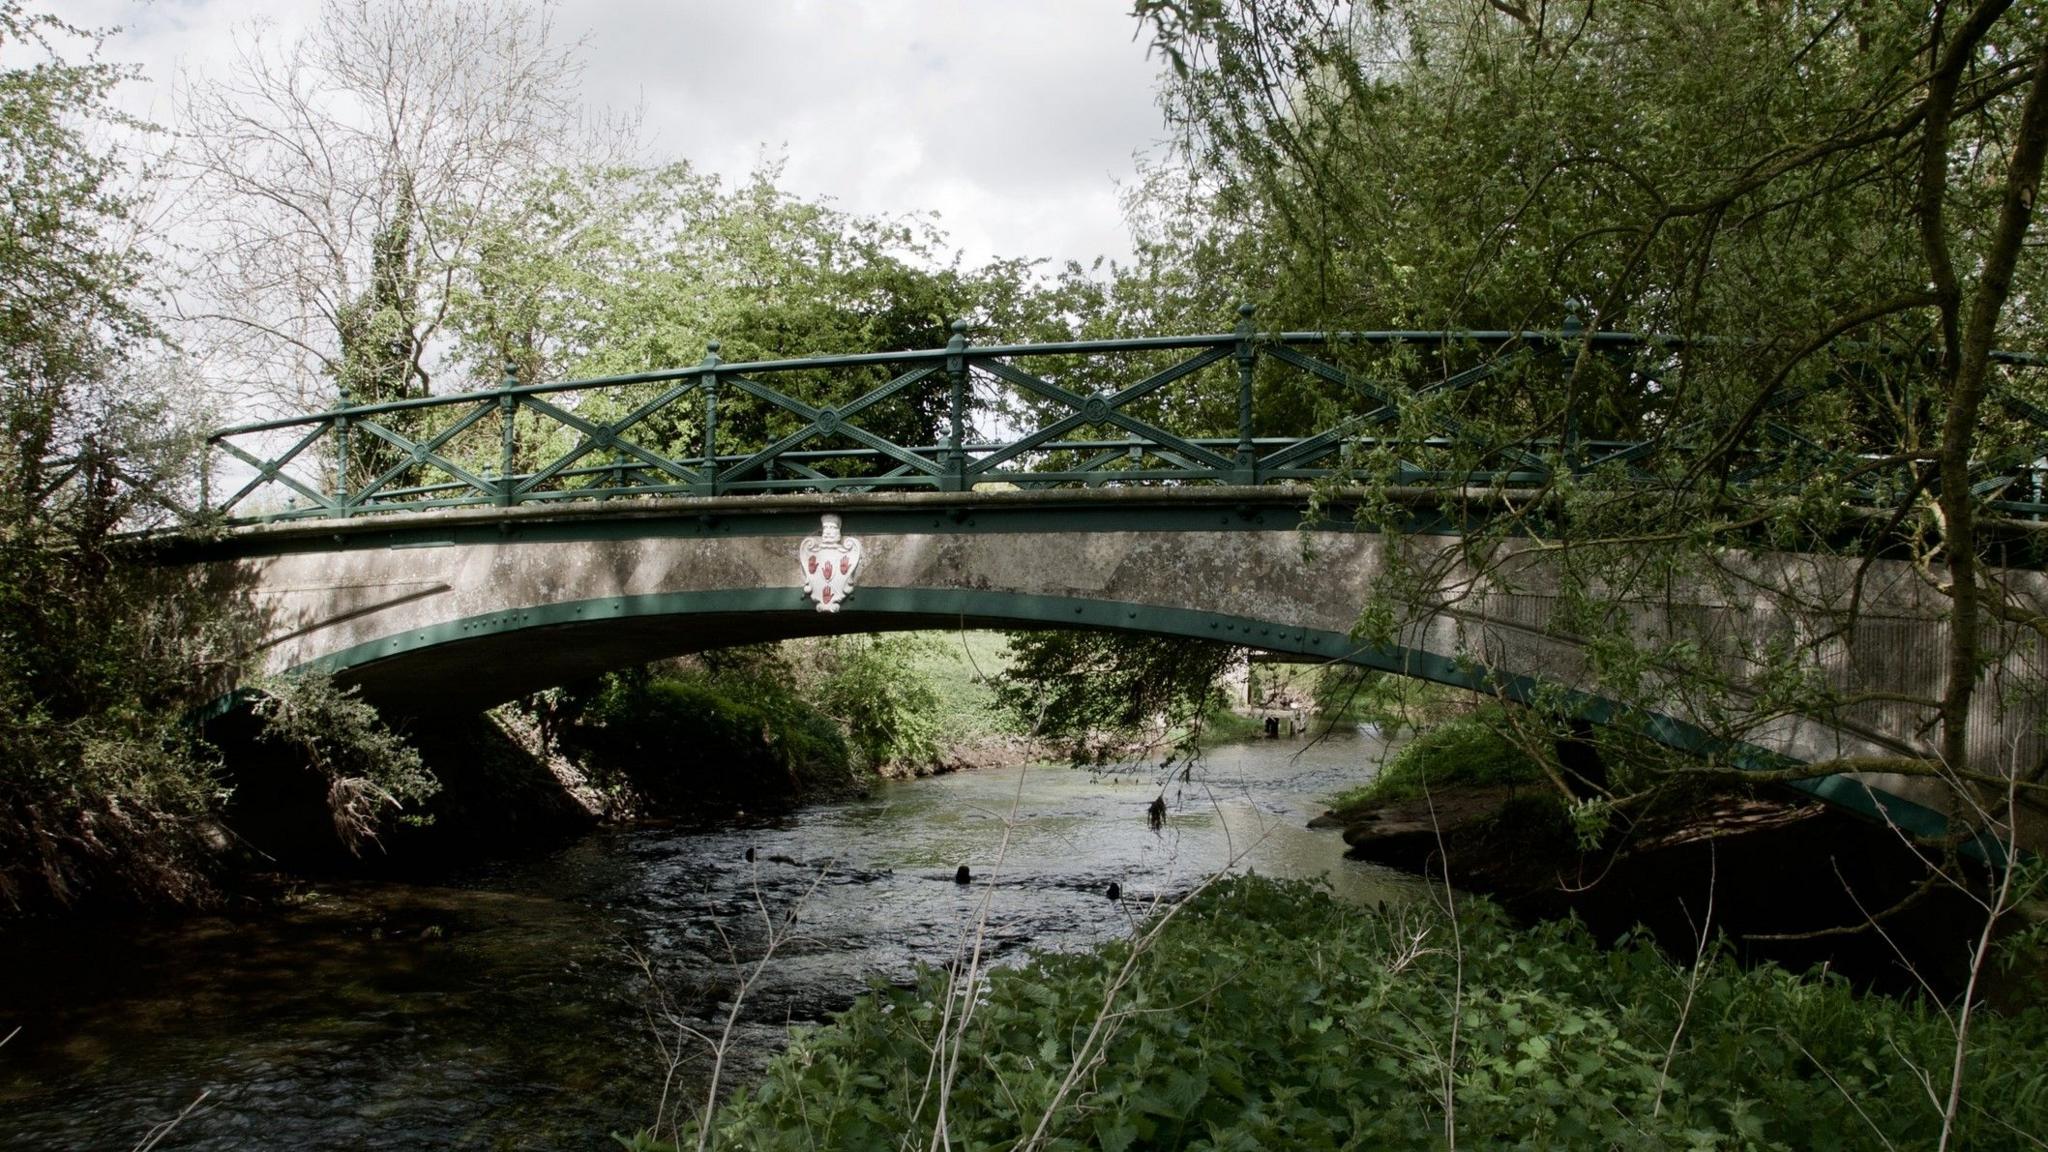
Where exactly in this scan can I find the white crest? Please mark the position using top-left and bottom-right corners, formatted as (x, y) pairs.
(798, 513), (863, 613)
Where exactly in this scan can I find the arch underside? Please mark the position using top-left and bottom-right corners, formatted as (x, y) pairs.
(304, 585), (1959, 844)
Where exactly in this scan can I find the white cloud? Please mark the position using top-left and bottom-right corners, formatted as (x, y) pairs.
(70, 0), (1168, 267)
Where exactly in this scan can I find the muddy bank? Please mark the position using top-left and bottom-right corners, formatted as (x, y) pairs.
(1329, 783), (2000, 995)
(878, 733), (1060, 779)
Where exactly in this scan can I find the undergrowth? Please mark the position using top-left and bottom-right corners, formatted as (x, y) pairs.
(1327, 704), (1544, 813)
(659, 876), (2048, 1150)
(578, 669), (854, 808)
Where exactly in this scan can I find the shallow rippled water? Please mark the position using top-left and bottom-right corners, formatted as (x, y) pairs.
(0, 731), (1423, 1150)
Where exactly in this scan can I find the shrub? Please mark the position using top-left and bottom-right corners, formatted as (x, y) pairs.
(811, 635), (941, 771)
(693, 876), (2048, 1151)
(1329, 705), (1544, 813)
(583, 672), (852, 805)
(250, 673), (439, 852)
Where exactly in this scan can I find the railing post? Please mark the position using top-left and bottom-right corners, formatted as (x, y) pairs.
(333, 414), (351, 517)
(945, 319), (969, 492)
(1560, 306), (1583, 473)
(498, 360), (519, 507)
(701, 341), (722, 497)
(1234, 302), (1258, 486)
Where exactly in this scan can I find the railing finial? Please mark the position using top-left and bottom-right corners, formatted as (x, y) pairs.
(703, 340), (723, 366)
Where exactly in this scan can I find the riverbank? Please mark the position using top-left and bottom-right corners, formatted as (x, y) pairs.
(155, 632), (1051, 905)
(1312, 707), (2027, 998)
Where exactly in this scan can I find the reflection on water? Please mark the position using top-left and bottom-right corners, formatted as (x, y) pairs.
(0, 732), (1421, 1149)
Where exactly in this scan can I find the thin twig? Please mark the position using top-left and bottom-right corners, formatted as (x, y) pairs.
(1652, 843), (1715, 1118)
(132, 1090), (211, 1152)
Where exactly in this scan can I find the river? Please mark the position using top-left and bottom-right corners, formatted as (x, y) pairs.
(0, 731), (1423, 1149)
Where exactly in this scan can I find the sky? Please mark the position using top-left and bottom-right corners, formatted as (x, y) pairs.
(69, 0), (1171, 269)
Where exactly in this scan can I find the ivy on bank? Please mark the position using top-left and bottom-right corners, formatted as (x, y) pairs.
(677, 877), (2045, 1150)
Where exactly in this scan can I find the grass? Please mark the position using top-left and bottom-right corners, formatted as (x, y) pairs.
(1194, 703), (1268, 745)
(1325, 705), (1543, 814)
(900, 630), (1022, 748)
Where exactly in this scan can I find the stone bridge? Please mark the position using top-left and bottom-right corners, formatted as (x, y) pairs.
(168, 486), (2048, 847)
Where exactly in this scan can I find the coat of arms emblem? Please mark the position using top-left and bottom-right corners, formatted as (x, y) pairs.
(798, 514), (862, 612)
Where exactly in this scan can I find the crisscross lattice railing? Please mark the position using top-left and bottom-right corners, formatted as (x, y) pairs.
(202, 308), (2048, 526)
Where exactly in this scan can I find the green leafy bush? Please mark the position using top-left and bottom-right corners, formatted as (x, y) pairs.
(812, 636), (942, 770)
(1329, 705), (1544, 813)
(251, 673), (439, 852)
(584, 671), (851, 805)
(694, 877), (2048, 1150)
(0, 2), (254, 909)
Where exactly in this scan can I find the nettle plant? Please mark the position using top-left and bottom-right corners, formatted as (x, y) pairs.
(698, 877), (2048, 1151)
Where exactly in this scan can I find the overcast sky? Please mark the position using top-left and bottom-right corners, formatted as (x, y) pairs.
(71, 0), (1170, 269)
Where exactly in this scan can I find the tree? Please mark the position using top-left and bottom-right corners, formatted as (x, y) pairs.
(0, 2), (247, 907)
(996, 631), (1241, 762)
(176, 0), (606, 421)
(1134, 0), (2048, 824)
(439, 161), (1088, 478)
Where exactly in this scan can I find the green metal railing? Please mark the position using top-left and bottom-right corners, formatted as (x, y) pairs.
(202, 308), (2048, 525)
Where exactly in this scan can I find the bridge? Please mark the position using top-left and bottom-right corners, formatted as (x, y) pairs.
(168, 314), (2048, 846)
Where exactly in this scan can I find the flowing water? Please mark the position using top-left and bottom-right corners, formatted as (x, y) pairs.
(0, 732), (1424, 1150)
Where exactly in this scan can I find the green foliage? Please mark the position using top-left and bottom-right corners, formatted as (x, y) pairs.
(250, 674), (439, 853)
(898, 630), (1025, 750)
(994, 632), (1241, 757)
(809, 635), (942, 771)
(1329, 706), (1543, 813)
(425, 160), (1121, 500)
(1313, 666), (1472, 735)
(700, 877), (2048, 1150)
(1195, 702), (1266, 744)
(559, 633), (1019, 800)
(1140, 0), (2024, 340)
(0, 4), (249, 908)
(582, 664), (852, 803)
(570, 631), (1023, 788)
(450, 163), (1085, 392)
(1128, 0), (2048, 803)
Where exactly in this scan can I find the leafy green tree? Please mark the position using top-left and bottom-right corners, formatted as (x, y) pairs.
(0, 3), (246, 907)
(441, 161), (1092, 484)
(1135, 0), (2048, 824)
(809, 635), (943, 771)
(995, 631), (1240, 760)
